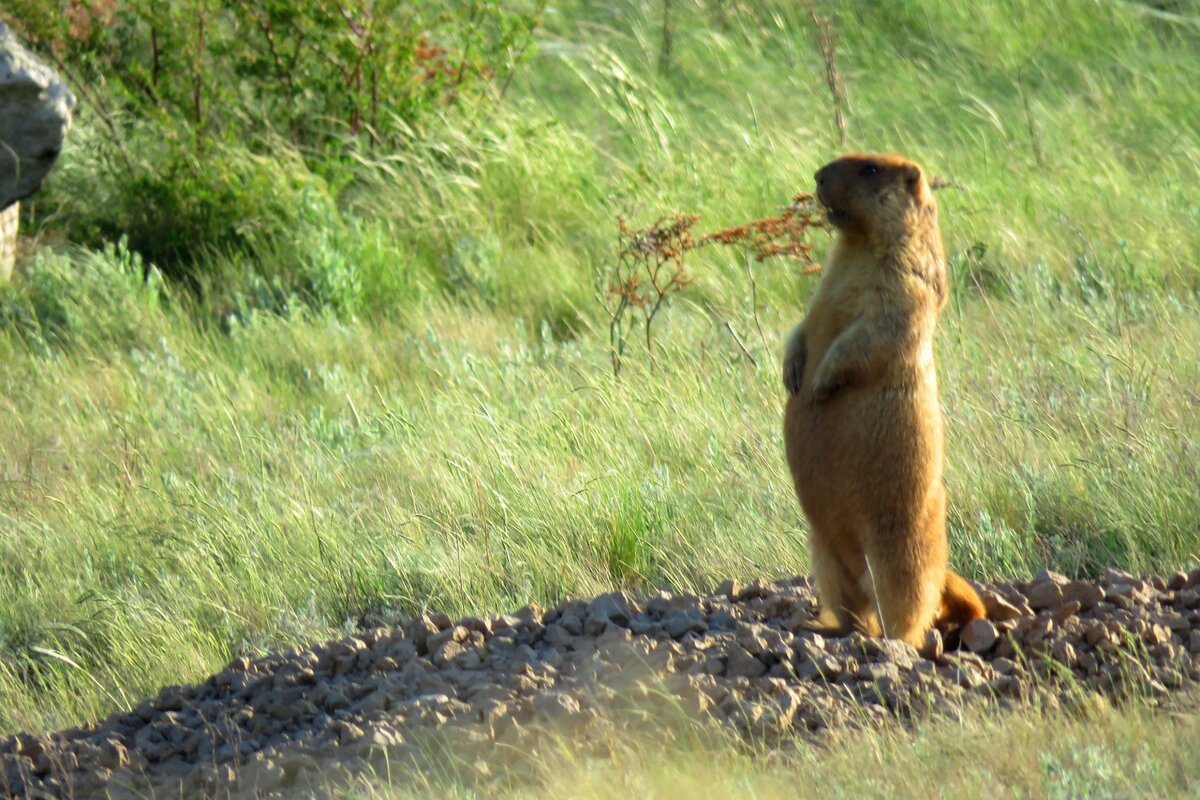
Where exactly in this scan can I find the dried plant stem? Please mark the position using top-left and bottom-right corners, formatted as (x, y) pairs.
(722, 320), (758, 367)
(743, 255), (769, 356)
(1016, 66), (1046, 168)
(604, 199), (824, 378)
(808, 2), (848, 148)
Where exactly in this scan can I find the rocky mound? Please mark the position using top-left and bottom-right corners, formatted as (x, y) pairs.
(4, 567), (1200, 798)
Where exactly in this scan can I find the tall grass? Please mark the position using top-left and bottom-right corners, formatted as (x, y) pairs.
(1, 0), (1198, 742)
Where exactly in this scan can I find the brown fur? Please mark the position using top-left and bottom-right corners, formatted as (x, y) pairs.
(782, 152), (985, 648)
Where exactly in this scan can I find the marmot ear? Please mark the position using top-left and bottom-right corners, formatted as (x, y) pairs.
(905, 164), (930, 203)
(905, 165), (922, 193)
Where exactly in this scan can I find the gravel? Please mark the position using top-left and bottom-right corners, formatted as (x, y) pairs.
(4, 567), (1200, 798)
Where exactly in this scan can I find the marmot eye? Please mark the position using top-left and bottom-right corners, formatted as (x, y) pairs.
(860, 164), (880, 177)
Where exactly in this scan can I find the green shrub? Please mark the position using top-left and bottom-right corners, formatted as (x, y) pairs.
(1, 0), (543, 288)
(0, 238), (166, 351)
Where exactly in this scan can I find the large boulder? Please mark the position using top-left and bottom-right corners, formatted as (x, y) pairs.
(0, 20), (75, 209)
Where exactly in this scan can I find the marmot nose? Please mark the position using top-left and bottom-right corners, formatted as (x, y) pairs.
(814, 165), (829, 187)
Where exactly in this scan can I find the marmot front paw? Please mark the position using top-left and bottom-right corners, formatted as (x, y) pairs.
(782, 356), (805, 395)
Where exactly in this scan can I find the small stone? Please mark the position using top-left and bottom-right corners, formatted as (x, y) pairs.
(1061, 581), (1104, 610)
(785, 608), (818, 632)
(1033, 569), (1069, 585)
(1026, 581), (1063, 610)
(407, 616), (440, 652)
(628, 615), (661, 636)
(459, 616), (492, 636)
(543, 624), (574, 647)
(596, 623), (633, 646)
(1053, 600), (1082, 622)
(1050, 639), (1078, 667)
(1154, 612), (1190, 632)
(368, 728), (399, 748)
(707, 611), (738, 631)
(768, 661), (797, 680)
(583, 613), (609, 637)
(856, 662), (900, 682)
(386, 639), (418, 662)
(960, 619), (998, 654)
(1184, 567), (1200, 589)
(734, 622), (770, 653)
(984, 676), (1021, 698)
(588, 591), (633, 627)
(992, 657), (1018, 675)
(725, 645), (767, 678)
(432, 639), (467, 667)
(980, 592), (1024, 622)
(1083, 621), (1110, 647)
(427, 625), (469, 653)
(1105, 583), (1142, 603)
(662, 611), (706, 639)
(716, 579), (743, 600)
(558, 613), (584, 636)
(920, 628), (944, 660)
(860, 637), (918, 667)
(265, 701), (297, 721)
(337, 721), (366, 745)
(795, 655), (842, 681)
(738, 579), (774, 600)
(534, 692), (583, 721)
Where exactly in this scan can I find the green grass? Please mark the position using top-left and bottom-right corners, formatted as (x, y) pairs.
(2, 0), (1199, 777)
(346, 698), (1200, 799)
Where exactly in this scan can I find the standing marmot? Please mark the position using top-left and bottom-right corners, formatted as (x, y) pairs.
(782, 152), (984, 648)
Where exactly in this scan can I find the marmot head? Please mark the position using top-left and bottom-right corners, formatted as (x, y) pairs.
(814, 153), (936, 245)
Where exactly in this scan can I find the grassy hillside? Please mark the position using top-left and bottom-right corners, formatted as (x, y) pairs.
(1, 0), (1198, 757)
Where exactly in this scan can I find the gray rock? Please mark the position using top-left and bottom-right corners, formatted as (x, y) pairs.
(662, 610), (706, 639)
(725, 645), (767, 678)
(980, 591), (1026, 621)
(427, 625), (469, 653)
(960, 619), (999, 654)
(588, 591), (633, 626)
(856, 662), (900, 683)
(0, 22), (73, 210)
(1026, 581), (1064, 610)
(716, 579), (743, 599)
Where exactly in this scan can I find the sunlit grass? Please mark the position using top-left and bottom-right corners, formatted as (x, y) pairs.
(346, 696), (1200, 799)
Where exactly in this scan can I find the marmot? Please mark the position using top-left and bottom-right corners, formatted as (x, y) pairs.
(782, 152), (985, 648)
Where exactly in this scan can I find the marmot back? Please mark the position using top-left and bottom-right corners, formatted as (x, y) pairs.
(781, 152), (984, 648)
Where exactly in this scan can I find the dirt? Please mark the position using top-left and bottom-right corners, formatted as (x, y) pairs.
(4, 567), (1200, 798)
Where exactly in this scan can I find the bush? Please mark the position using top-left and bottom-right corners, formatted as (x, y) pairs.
(42, 125), (340, 278)
(1, 0), (543, 283)
(2, 1), (541, 149)
(0, 238), (166, 351)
